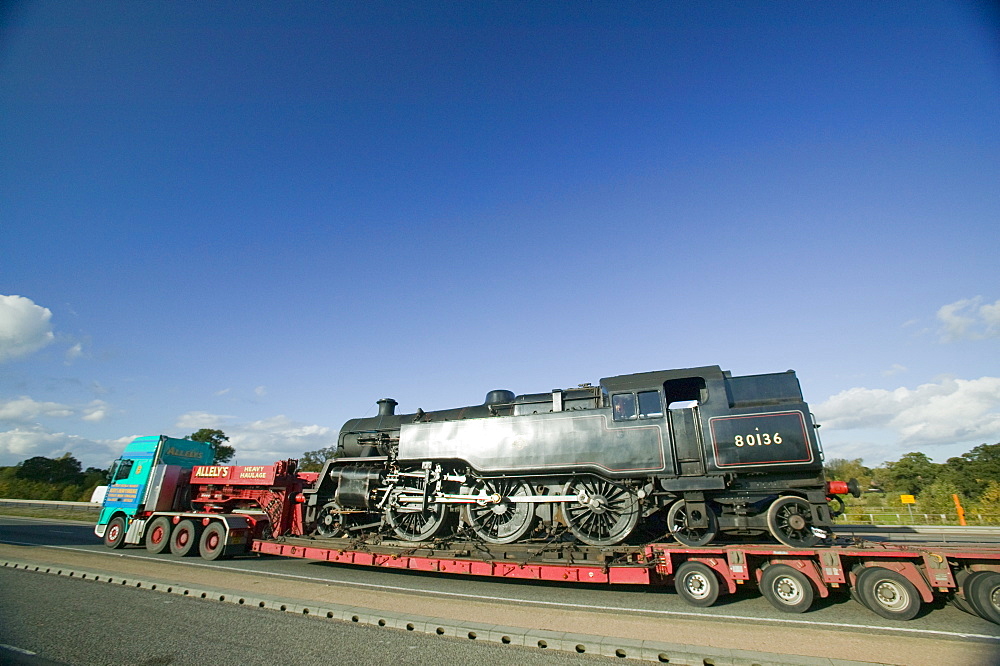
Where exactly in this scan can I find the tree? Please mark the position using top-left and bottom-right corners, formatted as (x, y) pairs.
(958, 443), (1000, 484)
(15, 454), (83, 485)
(924, 444), (1000, 501)
(881, 452), (940, 496)
(299, 445), (338, 472)
(975, 481), (1000, 516)
(187, 429), (235, 464)
(83, 466), (109, 484)
(937, 456), (979, 499)
(824, 458), (873, 490)
(916, 478), (962, 515)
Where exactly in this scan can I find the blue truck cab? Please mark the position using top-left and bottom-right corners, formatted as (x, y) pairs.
(95, 435), (214, 547)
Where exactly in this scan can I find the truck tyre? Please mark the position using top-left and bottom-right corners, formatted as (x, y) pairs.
(760, 564), (815, 613)
(949, 590), (978, 616)
(966, 571), (1000, 625)
(199, 522), (230, 561)
(104, 516), (127, 549)
(855, 567), (921, 621)
(144, 517), (172, 554)
(674, 561), (720, 608)
(169, 519), (202, 557)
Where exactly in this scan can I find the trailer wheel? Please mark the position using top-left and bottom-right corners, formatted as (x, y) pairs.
(675, 561), (721, 607)
(760, 564), (815, 613)
(199, 522), (230, 561)
(855, 567), (921, 621)
(169, 519), (202, 557)
(144, 517), (172, 554)
(948, 591), (978, 617)
(103, 516), (127, 549)
(966, 571), (1000, 625)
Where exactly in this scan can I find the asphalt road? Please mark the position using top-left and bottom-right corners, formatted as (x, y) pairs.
(2, 516), (999, 665)
(0, 567), (623, 666)
(832, 524), (1000, 545)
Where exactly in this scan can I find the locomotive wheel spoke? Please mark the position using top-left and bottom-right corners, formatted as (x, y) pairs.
(766, 496), (821, 548)
(314, 502), (350, 538)
(462, 478), (536, 544)
(562, 476), (639, 546)
(666, 500), (718, 547)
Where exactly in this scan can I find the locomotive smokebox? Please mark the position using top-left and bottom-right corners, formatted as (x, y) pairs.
(377, 398), (398, 416)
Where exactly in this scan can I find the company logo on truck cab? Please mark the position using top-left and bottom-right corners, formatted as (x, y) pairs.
(194, 466), (231, 478)
(166, 446), (208, 459)
(105, 485), (140, 503)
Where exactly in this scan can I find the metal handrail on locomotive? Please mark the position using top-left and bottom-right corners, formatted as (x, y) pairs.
(305, 365), (860, 548)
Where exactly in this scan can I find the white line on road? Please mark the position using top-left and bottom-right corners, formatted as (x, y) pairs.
(0, 644), (38, 655)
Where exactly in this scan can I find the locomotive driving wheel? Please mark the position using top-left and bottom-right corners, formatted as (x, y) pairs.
(666, 500), (718, 547)
(562, 475), (639, 546)
(385, 471), (452, 542)
(766, 496), (822, 548)
(462, 477), (536, 544)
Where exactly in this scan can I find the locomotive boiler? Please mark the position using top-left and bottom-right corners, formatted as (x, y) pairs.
(304, 365), (858, 548)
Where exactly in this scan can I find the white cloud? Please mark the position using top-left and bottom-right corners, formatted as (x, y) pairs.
(0, 426), (125, 468)
(81, 400), (110, 422)
(65, 342), (84, 363)
(0, 295), (55, 362)
(254, 385), (267, 397)
(882, 364), (907, 377)
(0, 396), (75, 421)
(0, 427), (58, 459)
(937, 297), (1000, 341)
(174, 411), (234, 430)
(174, 412), (334, 464)
(0, 396), (112, 424)
(815, 376), (1000, 448)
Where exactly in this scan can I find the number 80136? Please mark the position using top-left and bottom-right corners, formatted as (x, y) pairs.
(734, 433), (782, 447)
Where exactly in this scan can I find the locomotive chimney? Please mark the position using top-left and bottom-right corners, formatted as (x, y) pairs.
(377, 398), (398, 417)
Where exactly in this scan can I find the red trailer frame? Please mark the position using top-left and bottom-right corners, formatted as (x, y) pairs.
(252, 536), (1000, 623)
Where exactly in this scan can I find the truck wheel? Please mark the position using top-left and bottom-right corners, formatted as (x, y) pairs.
(169, 519), (202, 557)
(674, 561), (721, 608)
(966, 571), (1000, 625)
(104, 516), (127, 549)
(199, 522), (230, 561)
(760, 564), (815, 613)
(855, 567), (921, 621)
(949, 591), (978, 616)
(144, 517), (172, 554)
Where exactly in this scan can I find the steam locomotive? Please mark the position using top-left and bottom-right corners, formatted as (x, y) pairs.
(304, 366), (858, 548)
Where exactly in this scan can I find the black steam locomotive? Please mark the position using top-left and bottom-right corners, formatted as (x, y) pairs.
(305, 366), (858, 548)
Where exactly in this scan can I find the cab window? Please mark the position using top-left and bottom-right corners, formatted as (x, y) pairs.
(612, 393), (637, 421)
(112, 459), (134, 481)
(638, 390), (663, 418)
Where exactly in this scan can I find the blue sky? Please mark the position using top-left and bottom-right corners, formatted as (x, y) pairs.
(2, 1), (998, 471)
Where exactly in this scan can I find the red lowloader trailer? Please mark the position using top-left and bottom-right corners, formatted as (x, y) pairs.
(96, 440), (1000, 625)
